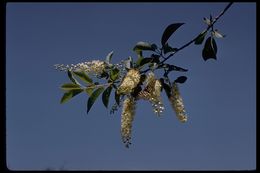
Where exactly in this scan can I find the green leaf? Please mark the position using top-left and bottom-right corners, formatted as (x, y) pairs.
(87, 87), (104, 113)
(60, 89), (83, 104)
(60, 83), (81, 90)
(133, 41), (155, 51)
(202, 36), (217, 61)
(73, 71), (93, 84)
(85, 87), (94, 96)
(163, 43), (178, 54)
(194, 30), (207, 45)
(102, 86), (113, 108)
(139, 57), (153, 67)
(161, 23), (185, 46)
(106, 51), (113, 64)
(135, 50), (144, 67)
(67, 70), (79, 84)
(110, 68), (120, 81)
(175, 76), (188, 84)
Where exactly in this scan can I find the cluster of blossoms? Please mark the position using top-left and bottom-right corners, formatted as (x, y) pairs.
(138, 72), (165, 116)
(169, 82), (188, 123)
(117, 69), (141, 95)
(120, 96), (136, 148)
(54, 60), (106, 76)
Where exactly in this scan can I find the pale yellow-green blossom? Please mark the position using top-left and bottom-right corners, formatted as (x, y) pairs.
(138, 72), (164, 116)
(117, 69), (140, 95)
(169, 82), (188, 123)
(121, 96), (136, 148)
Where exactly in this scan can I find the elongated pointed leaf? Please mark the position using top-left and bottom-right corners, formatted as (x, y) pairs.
(163, 43), (178, 54)
(133, 41), (155, 51)
(139, 57), (153, 67)
(87, 87), (104, 113)
(202, 36), (217, 61)
(175, 76), (187, 84)
(60, 89), (83, 104)
(161, 23), (185, 46)
(73, 71), (93, 84)
(85, 87), (94, 96)
(102, 86), (113, 108)
(167, 64), (188, 72)
(110, 68), (120, 81)
(60, 83), (81, 90)
(67, 70), (79, 84)
(194, 30), (207, 45)
(106, 51), (113, 64)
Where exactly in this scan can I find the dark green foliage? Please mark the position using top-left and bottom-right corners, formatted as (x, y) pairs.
(175, 76), (188, 84)
(60, 89), (83, 104)
(202, 36), (218, 61)
(87, 87), (104, 113)
(102, 86), (113, 108)
(73, 71), (93, 84)
(161, 23), (185, 46)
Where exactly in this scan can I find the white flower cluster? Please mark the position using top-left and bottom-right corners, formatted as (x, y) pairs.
(121, 96), (136, 148)
(54, 60), (106, 75)
(138, 72), (164, 116)
(117, 69), (141, 95)
(169, 82), (188, 122)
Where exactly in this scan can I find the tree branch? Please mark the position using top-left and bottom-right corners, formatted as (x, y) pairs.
(160, 2), (234, 65)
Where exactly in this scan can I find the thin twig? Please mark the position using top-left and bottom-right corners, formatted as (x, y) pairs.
(160, 2), (234, 64)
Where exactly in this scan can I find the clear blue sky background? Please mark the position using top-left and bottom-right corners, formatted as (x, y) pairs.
(6, 3), (256, 170)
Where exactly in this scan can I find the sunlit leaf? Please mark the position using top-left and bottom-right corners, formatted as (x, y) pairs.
(133, 41), (155, 51)
(60, 83), (81, 90)
(60, 89), (83, 104)
(85, 87), (94, 96)
(102, 86), (113, 108)
(161, 23), (185, 46)
(67, 70), (79, 84)
(110, 68), (120, 81)
(106, 51), (114, 64)
(73, 71), (93, 84)
(87, 87), (104, 113)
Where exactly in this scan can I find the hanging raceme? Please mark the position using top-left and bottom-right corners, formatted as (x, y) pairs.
(169, 82), (188, 123)
(121, 96), (136, 148)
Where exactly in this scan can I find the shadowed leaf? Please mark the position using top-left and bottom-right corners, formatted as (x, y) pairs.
(161, 23), (185, 46)
(194, 30), (207, 45)
(175, 76), (187, 84)
(202, 36), (217, 61)
(102, 86), (113, 108)
(87, 87), (104, 113)
(110, 68), (120, 81)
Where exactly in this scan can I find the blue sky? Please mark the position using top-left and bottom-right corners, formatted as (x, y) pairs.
(6, 2), (256, 170)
